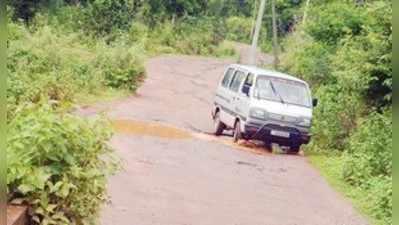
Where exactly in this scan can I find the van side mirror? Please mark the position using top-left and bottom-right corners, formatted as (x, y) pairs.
(312, 98), (318, 107)
(242, 85), (250, 97)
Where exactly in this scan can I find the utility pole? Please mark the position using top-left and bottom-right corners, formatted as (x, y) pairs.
(250, 0), (258, 39)
(303, 0), (311, 25)
(249, 0), (267, 65)
(271, 0), (279, 69)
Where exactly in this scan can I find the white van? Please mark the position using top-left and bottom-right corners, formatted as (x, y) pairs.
(212, 64), (317, 154)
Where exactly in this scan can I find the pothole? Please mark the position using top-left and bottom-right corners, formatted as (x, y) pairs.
(113, 119), (192, 139)
(113, 119), (272, 155)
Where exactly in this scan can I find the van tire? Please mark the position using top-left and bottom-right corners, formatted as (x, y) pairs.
(264, 141), (272, 151)
(288, 145), (300, 154)
(233, 120), (242, 143)
(214, 111), (225, 136)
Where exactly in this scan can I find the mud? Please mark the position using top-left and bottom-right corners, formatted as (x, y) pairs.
(113, 119), (273, 156)
(113, 119), (193, 139)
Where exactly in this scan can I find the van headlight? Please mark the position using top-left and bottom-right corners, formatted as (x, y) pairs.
(249, 108), (268, 120)
(298, 117), (311, 127)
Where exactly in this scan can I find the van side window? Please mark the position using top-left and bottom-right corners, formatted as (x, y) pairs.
(244, 73), (254, 86)
(229, 70), (246, 92)
(241, 73), (254, 94)
(221, 68), (235, 87)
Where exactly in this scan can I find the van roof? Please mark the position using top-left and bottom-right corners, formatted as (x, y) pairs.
(231, 64), (306, 84)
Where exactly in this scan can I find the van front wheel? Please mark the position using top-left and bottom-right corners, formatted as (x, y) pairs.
(214, 111), (226, 136)
(233, 120), (242, 143)
(288, 145), (300, 154)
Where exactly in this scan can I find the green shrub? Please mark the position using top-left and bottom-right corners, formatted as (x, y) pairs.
(141, 17), (236, 57)
(127, 22), (149, 44)
(225, 16), (252, 43)
(95, 44), (146, 90)
(213, 40), (237, 58)
(281, 31), (332, 86)
(7, 105), (120, 225)
(7, 19), (146, 117)
(307, 84), (363, 151)
(82, 0), (134, 36)
(7, 24), (82, 117)
(343, 110), (391, 185)
(148, 22), (177, 51)
(305, 2), (366, 45)
(342, 110), (392, 224)
(368, 176), (392, 224)
(174, 17), (217, 55)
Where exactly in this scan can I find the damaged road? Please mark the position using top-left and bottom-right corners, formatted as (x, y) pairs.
(77, 54), (369, 225)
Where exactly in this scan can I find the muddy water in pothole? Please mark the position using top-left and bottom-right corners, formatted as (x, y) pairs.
(193, 133), (271, 155)
(113, 119), (192, 139)
(113, 119), (271, 155)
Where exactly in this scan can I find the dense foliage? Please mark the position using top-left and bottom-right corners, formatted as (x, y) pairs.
(8, 19), (146, 116)
(343, 110), (392, 222)
(281, 1), (392, 224)
(8, 105), (119, 225)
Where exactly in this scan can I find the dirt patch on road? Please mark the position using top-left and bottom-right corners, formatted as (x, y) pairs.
(113, 119), (192, 139)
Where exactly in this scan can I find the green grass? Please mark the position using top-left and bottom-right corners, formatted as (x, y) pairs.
(307, 152), (383, 225)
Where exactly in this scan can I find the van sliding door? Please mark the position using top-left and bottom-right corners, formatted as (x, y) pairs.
(226, 70), (247, 127)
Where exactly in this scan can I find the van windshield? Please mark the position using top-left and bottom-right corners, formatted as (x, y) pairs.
(255, 76), (311, 107)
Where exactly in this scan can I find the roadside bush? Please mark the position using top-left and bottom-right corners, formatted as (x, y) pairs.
(174, 17), (218, 55)
(7, 19), (146, 117)
(281, 31), (332, 86)
(7, 105), (120, 225)
(283, 1), (391, 153)
(142, 18), (236, 57)
(147, 22), (177, 52)
(7, 24), (83, 117)
(213, 40), (237, 58)
(81, 0), (134, 36)
(331, 35), (391, 110)
(369, 176), (392, 224)
(96, 44), (146, 90)
(342, 110), (392, 224)
(127, 22), (149, 44)
(308, 85), (363, 151)
(343, 110), (391, 186)
(225, 16), (252, 43)
(304, 2), (365, 45)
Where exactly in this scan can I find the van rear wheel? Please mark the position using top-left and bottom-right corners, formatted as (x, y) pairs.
(213, 111), (226, 136)
(233, 120), (242, 143)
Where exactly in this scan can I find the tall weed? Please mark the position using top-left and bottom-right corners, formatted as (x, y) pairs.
(7, 105), (120, 225)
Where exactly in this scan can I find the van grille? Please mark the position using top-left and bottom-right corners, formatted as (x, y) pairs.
(268, 113), (298, 123)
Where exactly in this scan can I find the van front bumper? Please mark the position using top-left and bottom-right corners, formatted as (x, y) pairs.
(244, 121), (311, 146)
